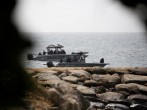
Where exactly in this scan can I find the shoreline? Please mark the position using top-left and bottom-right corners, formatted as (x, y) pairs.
(22, 67), (147, 110)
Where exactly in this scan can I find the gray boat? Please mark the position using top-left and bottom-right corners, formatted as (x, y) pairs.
(27, 44), (88, 63)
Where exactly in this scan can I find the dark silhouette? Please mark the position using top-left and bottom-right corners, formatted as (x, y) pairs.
(43, 50), (46, 55)
(0, 0), (33, 107)
(118, 0), (147, 30)
(66, 57), (71, 62)
(100, 58), (104, 63)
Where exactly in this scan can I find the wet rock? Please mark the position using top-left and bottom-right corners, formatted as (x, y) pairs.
(127, 94), (147, 105)
(92, 74), (120, 88)
(84, 80), (99, 87)
(36, 74), (60, 81)
(62, 76), (78, 83)
(130, 104), (147, 110)
(59, 73), (67, 79)
(122, 74), (147, 84)
(96, 92), (125, 102)
(76, 85), (96, 96)
(69, 70), (91, 79)
(105, 103), (130, 110)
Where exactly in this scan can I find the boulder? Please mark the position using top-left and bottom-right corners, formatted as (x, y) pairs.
(84, 80), (99, 87)
(62, 76), (78, 84)
(122, 74), (147, 84)
(115, 83), (147, 94)
(92, 86), (107, 94)
(84, 96), (105, 103)
(107, 68), (129, 75)
(115, 83), (139, 93)
(48, 82), (90, 110)
(76, 85), (96, 96)
(69, 70), (91, 79)
(36, 74), (60, 81)
(128, 68), (147, 75)
(130, 104), (147, 110)
(96, 92), (125, 102)
(92, 74), (121, 87)
(105, 103), (130, 110)
(89, 102), (105, 109)
(59, 73), (67, 79)
(41, 80), (64, 87)
(127, 94), (147, 105)
(90, 67), (107, 74)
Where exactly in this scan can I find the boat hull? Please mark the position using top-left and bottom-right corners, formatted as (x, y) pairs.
(56, 62), (109, 67)
(28, 54), (87, 62)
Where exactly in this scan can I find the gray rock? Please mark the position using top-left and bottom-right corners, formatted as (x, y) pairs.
(41, 79), (64, 87)
(115, 83), (139, 93)
(91, 67), (107, 74)
(105, 103), (130, 110)
(59, 73), (67, 79)
(122, 74), (147, 84)
(127, 94), (147, 105)
(89, 102), (105, 109)
(107, 68), (129, 75)
(36, 74), (60, 81)
(130, 104), (147, 110)
(76, 85), (96, 96)
(48, 82), (90, 110)
(91, 74), (99, 81)
(62, 76), (78, 83)
(69, 70), (91, 79)
(96, 92), (125, 102)
(92, 74), (121, 88)
(84, 96), (104, 103)
(84, 80), (99, 87)
(115, 83), (147, 94)
(128, 68), (147, 75)
(93, 86), (107, 94)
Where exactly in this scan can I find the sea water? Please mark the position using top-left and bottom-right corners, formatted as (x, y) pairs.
(22, 32), (147, 68)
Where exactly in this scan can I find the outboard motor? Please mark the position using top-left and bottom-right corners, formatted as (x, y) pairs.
(27, 54), (34, 60)
(47, 61), (54, 67)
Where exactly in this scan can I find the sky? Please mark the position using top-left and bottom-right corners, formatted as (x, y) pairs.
(13, 0), (146, 32)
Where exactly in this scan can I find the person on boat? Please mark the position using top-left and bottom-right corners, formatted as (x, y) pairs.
(39, 52), (42, 55)
(60, 58), (63, 63)
(73, 56), (78, 62)
(100, 58), (104, 63)
(48, 49), (53, 54)
(66, 57), (71, 62)
(61, 49), (66, 54)
(43, 50), (46, 55)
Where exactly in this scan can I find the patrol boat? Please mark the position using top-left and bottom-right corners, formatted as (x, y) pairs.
(27, 44), (88, 63)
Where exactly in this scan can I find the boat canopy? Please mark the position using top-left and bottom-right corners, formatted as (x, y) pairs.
(46, 44), (64, 49)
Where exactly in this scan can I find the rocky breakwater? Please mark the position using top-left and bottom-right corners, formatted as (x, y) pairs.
(26, 67), (147, 110)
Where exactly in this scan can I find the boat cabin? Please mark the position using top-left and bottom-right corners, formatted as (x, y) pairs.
(46, 44), (66, 55)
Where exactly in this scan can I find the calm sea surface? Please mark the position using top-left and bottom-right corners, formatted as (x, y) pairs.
(23, 32), (147, 68)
